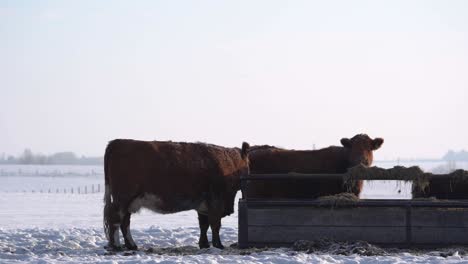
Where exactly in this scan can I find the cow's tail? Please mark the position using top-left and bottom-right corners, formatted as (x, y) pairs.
(241, 142), (250, 159)
(103, 141), (113, 242)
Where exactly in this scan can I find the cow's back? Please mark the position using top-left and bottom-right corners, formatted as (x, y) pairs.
(247, 146), (362, 199)
(249, 146), (349, 174)
(105, 139), (246, 212)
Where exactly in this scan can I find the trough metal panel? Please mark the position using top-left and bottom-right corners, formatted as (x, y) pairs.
(239, 168), (468, 248)
(243, 199), (468, 208)
(247, 207), (406, 227)
(248, 226), (407, 244)
(238, 200), (248, 248)
(412, 227), (468, 244)
(239, 199), (468, 247)
(411, 207), (468, 227)
(243, 173), (462, 181)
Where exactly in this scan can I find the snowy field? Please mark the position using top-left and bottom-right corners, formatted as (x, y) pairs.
(1, 162), (468, 263)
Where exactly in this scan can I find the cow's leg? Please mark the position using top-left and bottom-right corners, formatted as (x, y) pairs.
(121, 212), (138, 250)
(207, 198), (225, 249)
(208, 214), (224, 249)
(198, 212), (210, 249)
(105, 204), (123, 250)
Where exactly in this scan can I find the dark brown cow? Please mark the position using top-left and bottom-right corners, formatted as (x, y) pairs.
(247, 134), (384, 199)
(103, 139), (249, 250)
(412, 170), (468, 199)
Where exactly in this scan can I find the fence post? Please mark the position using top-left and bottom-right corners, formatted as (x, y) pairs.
(98, 184), (100, 193)
(85, 186), (87, 194)
(92, 184), (94, 193)
(78, 187), (80, 194)
(71, 188), (74, 194)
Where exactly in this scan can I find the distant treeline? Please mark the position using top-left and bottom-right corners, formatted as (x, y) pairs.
(1, 148), (467, 165)
(443, 150), (468, 161)
(0, 149), (103, 165)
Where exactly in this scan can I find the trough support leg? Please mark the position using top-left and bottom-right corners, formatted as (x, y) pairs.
(406, 204), (412, 247)
(121, 212), (138, 250)
(198, 213), (210, 249)
(238, 200), (248, 249)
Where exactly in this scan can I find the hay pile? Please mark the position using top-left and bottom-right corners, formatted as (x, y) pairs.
(316, 193), (360, 207)
(345, 165), (468, 197)
(346, 164), (425, 180)
(345, 164), (426, 181)
(146, 244), (269, 256)
(344, 165), (430, 194)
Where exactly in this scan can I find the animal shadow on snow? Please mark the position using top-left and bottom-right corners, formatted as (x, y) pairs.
(104, 243), (268, 256)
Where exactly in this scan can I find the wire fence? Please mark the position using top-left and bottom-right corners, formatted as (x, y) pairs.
(5, 183), (103, 194)
(0, 169), (102, 177)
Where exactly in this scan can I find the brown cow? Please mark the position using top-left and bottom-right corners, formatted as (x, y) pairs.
(412, 170), (468, 199)
(103, 139), (250, 250)
(247, 134), (384, 199)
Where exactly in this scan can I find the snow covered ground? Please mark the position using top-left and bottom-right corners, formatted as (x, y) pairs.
(1, 162), (468, 263)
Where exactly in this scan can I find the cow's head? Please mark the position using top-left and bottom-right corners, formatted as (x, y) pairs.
(341, 134), (384, 167)
(223, 141), (250, 217)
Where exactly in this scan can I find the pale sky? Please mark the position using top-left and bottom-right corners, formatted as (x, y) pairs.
(1, 0), (467, 160)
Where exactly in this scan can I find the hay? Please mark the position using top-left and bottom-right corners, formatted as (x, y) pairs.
(345, 164), (426, 181)
(292, 239), (387, 256)
(344, 165), (468, 198)
(344, 164), (430, 194)
(316, 193), (360, 207)
(449, 169), (468, 182)
(146, 244), (269, 256)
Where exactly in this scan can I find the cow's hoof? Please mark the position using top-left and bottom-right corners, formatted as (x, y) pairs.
(199, 241), (210, 249)
(213, 243), (224, 249)
(125, 244), (138, 251)
(105, 244), (124, 251)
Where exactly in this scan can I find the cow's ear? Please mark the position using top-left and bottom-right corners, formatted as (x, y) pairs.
(341, 138), (351, 148)
(372, 138), (384, 150)
(241, 142), (250, 158)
